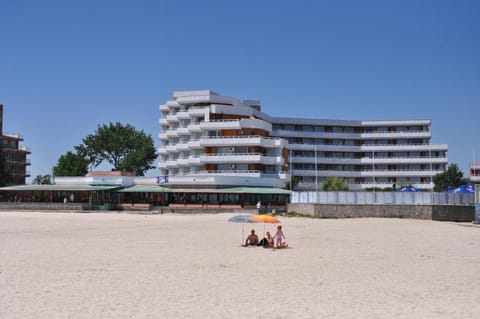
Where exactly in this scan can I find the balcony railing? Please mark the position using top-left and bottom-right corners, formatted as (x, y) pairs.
(3, 132), (24, 139)
(291, 169), (444, 178)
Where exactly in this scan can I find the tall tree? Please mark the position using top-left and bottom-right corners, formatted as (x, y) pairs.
(285, 176), (301, 190)
(433, 163), (470, 192)
(53, 151), (89, 177)
(321, 177), (349, 191)
(76, 122), (157, 176)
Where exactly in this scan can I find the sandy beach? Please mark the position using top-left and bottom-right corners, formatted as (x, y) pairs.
(0, 211), (479, 318)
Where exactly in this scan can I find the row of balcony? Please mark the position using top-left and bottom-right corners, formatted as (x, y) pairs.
(159, 118), (272, 134)
(295, 182), (435, 191)
(159, 153), (284, 169)
(2, 132), (24, 139)
(273, 129), (431, 140)
(158, 136), (285, 154)
(3, 170), (30, 176)
(291, 156), (448, 165)
(287, 142), (448, 152)
(2, 146), (31, 153)
(292, 169), (444, 178)
(3, 158), (31, 165)
(169, 170), (288, 178)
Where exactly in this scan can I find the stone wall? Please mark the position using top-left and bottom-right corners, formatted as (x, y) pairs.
(288, 204), (475, 222)
(432, 205), (475, 222)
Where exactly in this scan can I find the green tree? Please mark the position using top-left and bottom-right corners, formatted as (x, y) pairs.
(433, 163), (470, 192)
(32, 174), (53, 184)
(76, 122), (157, 176)
(53, 151), (89, 177)
(285, 175), (301, 190)
(321, 177), (349, 191)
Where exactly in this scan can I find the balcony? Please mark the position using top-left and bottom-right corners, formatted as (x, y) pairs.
(165, 130), (178, 138)
(159, 133), (168, 140)
(159, 104), (169, 112)
(159, 118), (168, 126)
(3, 132), (24, 139)
(166, 100), (179, 107)
(200, 119), (241, 130)
(239, 118), (272, 132)
(187, 123), (203, 132)
(176, 143), (190, 151)
(176, 127), (190, 135)
(292, 156), (448, 166)
(187, 139), (202, 148)
(166, 115), (180, 122)
(165, 145), (178, 152)
(273, 129), (431, 140)
(197, 118), (272, 133)
(287, 143), (359, 152)
(167, 171), (288, 188)
(165, 160), (179, 168)
(286, 143), (448, 153)
(176, 158), (190, 167)
(291, 169), (444, 178)
(199, 135), (283, 148)
(360, 156), (448, 165)
(188, 107), (209, 116)
(200, 153), (260, 164)
(188, 156), (202, 165)
(360, 131), (431, 139)
(176, 111), (191, 120)
(199, 153), (284, 166)
(361, 144), (448, 152)
(158, 162), (167, 169)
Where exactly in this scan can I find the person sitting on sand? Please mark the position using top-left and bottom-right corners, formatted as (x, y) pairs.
(273, 225), (285, 248)
(244, 229), (259, 246)
(258, 231), (274, 248)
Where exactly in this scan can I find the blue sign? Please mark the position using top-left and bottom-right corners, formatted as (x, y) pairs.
(156, 176), (169, 184)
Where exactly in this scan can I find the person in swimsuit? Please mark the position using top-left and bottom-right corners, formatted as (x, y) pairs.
(245, 229), (259, 246)
(258, 231), (274, 248)
(273, 225), (285, 248)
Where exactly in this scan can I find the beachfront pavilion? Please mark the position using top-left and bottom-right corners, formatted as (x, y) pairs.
(0, 179), (290, 212)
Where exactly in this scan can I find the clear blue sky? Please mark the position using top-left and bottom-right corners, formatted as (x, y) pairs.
(1, 0), (479, 181)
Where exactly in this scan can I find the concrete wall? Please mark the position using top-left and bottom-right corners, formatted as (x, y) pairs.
(288, 204), (475, 222)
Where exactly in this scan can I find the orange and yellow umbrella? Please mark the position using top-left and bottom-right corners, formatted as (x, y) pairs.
(251, 215), (280, 224)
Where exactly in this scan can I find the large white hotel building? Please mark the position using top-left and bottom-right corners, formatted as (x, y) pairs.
(158, 90), (448, 191)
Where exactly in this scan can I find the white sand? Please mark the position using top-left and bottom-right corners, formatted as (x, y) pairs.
(1, 211), (479, 319)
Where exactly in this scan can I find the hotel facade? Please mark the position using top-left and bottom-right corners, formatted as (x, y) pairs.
(0, 104), (31, 186)
(158, 90), (448, 191)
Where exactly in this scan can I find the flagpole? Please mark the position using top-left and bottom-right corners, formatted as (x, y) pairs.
(315, 143), (318, 192)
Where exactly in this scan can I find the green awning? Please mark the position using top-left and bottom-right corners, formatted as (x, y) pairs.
(0, 185), (121, 191)
(116, 185), (171, 193)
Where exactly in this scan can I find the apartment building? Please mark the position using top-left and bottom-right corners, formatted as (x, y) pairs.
(158, 90), (288, 189)
(470, 163), (480, 183)
(158, 91), (448, 191)
(272, 118), (448, 190)
(0, 104), (31, 185)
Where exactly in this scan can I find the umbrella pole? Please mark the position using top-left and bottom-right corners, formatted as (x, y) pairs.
(242, 224), (244, 245)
